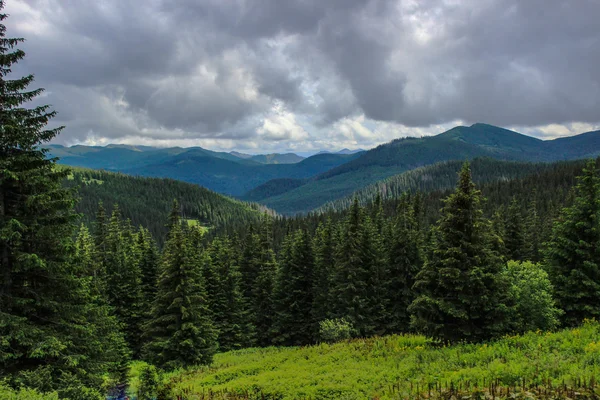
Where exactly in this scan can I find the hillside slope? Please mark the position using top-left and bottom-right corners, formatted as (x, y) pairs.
(63, 168), (269, 243)
(131, 322), (600, 399)
(254, 124), (600, 214)
(317, 158), (558, 212)
(50, 145), (360, 196)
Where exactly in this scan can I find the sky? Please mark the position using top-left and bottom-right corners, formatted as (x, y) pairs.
(4, 0), (600, 153)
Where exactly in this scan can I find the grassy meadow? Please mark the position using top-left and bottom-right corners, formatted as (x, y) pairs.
(129, 321), (600, 399)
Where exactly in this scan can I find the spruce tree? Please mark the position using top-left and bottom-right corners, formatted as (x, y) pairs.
(409, 163), (510, 342)
(136, 226), (159, 319)
(386, 194), (422, 333)
(104, 206), (145, 357)
(504, 197), (526, 261)
(272, 229), (315, 345)
(546, 160), (600, 326)
(524, 196), (542, 262)
(311, 220), (335, 324)
(144, 206), (216, 369)
(0, 5), (122, 395)
(331, 199), (376, 336)
(206, 236), (249, 351)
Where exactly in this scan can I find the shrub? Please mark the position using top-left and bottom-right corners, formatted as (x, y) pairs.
(319, 318), (354, 343)
(0, 383), (58, 400)
(504, 260), (562, 333)
(138, 365), (160, 400)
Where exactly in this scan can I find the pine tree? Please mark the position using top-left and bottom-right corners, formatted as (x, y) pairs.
(104, 206), (145, 357)
(504, 197), (526, 261)
(272, 229), (315, 346)
(546, 159), (600, 326)
(369, 194), (390, 335)
(409, 163), (510, 342)
(136, 226), (159, 318)
(73, 226), (130, 383)
(311, 220), (335, 324)
(144, 206), (216, 369)
(524, 196), (542, 262)
(331, 199), (376, 337)
(386, 194), (422, 333)
(205, 236), (249, 351)
(0, 5), (122, 395)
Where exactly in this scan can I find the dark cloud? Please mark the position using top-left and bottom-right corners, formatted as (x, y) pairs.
(4, 0), (600, 149)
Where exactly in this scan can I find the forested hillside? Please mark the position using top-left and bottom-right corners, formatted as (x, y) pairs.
(317, 158), (574, 212)
(251, 124), (600, 214)
(63, 168), (270, 243)
(48, 145), (361, 196)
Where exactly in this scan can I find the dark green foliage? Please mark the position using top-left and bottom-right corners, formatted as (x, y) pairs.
(205, 237), (249, 351)
(0, 5), (123, 396)
(138, 365), (159, 400)
(311, 220), (335, 324)
(546, 160), (600, 326)
(330, 199), (379, 337)
(272, 229), (315, 345)
(250, 214), (279, 347)
(523, 196), (543, 262)
(144, 206), (217, 370)
(386, 194), (423, 333)
(504, 197), (526, 261)
(63, 167), (268, 245)
(136, 227), (160, 315)
(103, 206), (145, 357)
(409, 163), (510, 342)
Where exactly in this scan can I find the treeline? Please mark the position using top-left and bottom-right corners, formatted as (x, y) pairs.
(62, 168), (270, 244)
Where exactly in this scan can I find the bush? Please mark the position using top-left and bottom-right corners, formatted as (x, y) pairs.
(504, 260), (562, 333)
(138, 365), (160, 400)
(319, 318), (354, 343)
(0, 383), (58, 400)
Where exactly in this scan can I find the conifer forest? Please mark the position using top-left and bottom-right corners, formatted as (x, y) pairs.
(2, 1), (600, 399)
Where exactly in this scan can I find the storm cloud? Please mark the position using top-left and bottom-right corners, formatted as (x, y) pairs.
(4, 0), (600, 151)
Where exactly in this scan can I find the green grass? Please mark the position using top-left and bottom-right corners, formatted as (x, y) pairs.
(183, 219), (209, 233)
(131, 322), (600, 399)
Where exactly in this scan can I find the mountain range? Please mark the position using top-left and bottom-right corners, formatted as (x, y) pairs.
(48, 123), (600, 214)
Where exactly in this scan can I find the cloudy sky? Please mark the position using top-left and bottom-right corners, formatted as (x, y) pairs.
(4, 0), (600, 153)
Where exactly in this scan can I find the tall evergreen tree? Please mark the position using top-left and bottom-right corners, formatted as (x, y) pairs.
(206, 237), (249, 351)
(311, 220), (335, 324)
(504, 197), (526, 261)
(104, 206), (145, 357)
(331, 199), (376, 336)
(272, 229), (315, 345)
(386, 194), (422, 333)
(0, 5), (122, 395)
(144, 206), (216, 369)
(136, 226), (159, 317)
(524, 195), (542, 262)
(409, 163), (510, 342)
(546, 160), (600, 326)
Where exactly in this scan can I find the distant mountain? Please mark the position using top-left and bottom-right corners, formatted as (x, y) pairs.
(336, 148), (366, 154)
(48, 145), (361, 196)
(251, 123), (600, 214)
(229, 151), (254, 159)
(248, 153), (305, 164)
(317, 148), (366, 155)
